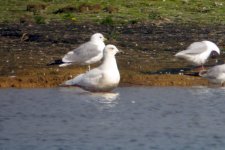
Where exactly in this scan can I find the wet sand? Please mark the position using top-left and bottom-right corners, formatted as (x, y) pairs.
(0, 22), (224, 88)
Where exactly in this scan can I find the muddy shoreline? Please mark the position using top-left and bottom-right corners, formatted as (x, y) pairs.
(0, 22), (224, 88)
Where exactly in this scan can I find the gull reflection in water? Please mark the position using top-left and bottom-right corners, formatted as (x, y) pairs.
(59, 87), (120, 109)
(191, 86), (225, 100)
(87, 92), (120, 109)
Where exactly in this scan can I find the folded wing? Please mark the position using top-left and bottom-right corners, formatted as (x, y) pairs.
(62, 42), (101, 64)
(178, 41), (208, 55)
(205, 64), (225, 79)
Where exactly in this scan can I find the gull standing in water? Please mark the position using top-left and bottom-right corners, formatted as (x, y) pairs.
(199, 64), (225, 86)
(61, 44), (121, 92)
(48, 33), (106, 70)
(175, 40), (220, 70)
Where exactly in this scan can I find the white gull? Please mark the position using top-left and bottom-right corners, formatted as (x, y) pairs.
(62, 44), (121, 92)
(175, 40), (220, 69)
(49, 33), (106, 70)
(199, 64), (225, 86)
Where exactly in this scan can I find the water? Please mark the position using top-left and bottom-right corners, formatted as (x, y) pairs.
(1, 87), (225, 150)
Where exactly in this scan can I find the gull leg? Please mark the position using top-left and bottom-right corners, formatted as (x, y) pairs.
(192, 65), (205, 73)
(88, 65), (91, 71)
(201, 65), (205, 71)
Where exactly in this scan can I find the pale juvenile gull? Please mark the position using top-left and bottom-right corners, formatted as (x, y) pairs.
(61, 44), (121, 92)
(175, 40), (220, 70)
(48, 33), (106, 70)
(199, 64), (225, 86)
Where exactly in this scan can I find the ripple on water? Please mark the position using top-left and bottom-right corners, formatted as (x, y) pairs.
(0, 87), (225, 149)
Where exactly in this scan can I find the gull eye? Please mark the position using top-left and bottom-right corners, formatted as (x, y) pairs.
(107, 47), (113, 51)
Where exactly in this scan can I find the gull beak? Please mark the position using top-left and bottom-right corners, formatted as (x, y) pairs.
(104, 37), (107, 41)
(116, 49), (124, 55)
(119, 49), (124, 53)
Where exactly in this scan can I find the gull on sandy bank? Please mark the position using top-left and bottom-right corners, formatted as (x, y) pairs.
(199, 64), (225, 86)
(175, 40), (220, 70)
(61, 44), (121, 92)
(48, 33), (106, 70)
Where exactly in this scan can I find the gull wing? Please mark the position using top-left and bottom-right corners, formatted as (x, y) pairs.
(80, 68), (104, 86)
(206, 64), (225, 79)
(178, 41), (208, 55)
(62, 68), (104, 86)
(62, 42), (102, 64)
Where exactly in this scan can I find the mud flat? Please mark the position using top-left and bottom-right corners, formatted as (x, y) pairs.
(0, 22), (224, 88)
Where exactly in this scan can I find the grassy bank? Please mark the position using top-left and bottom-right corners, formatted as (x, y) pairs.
(1, 0), (225, 25)
(0, 1), (225, 88)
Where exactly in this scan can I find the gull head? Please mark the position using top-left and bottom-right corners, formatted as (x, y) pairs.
(103, 44), (120, 56)
(91, 33), (106, 42)
(204, 41), (220, 57)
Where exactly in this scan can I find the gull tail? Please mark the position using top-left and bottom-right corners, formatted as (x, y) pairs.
(199, 70), (208, 77)
(175, 52), (190, 60)
(60, 74), (84, 86)
(47, 59), (72, 67)
(175, 52), (184, 58)
(47, 59), (63, 66)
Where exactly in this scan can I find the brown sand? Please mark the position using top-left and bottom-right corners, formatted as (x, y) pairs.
(0, 22), (224, 88)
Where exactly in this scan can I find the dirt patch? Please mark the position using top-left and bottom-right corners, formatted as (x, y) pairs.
(78, 3), (102, 13)
(0, 22), (224, 88)
(53, 6), (78, 14)
(26, 4), (47, 13)
(53, 4), (119, 14)
(103, 6), (119, 13)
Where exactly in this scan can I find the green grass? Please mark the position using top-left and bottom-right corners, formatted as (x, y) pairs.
(0, 0), (225, 25)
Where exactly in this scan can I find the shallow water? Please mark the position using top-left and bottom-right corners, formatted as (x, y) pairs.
(1, 87), (225, 150)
